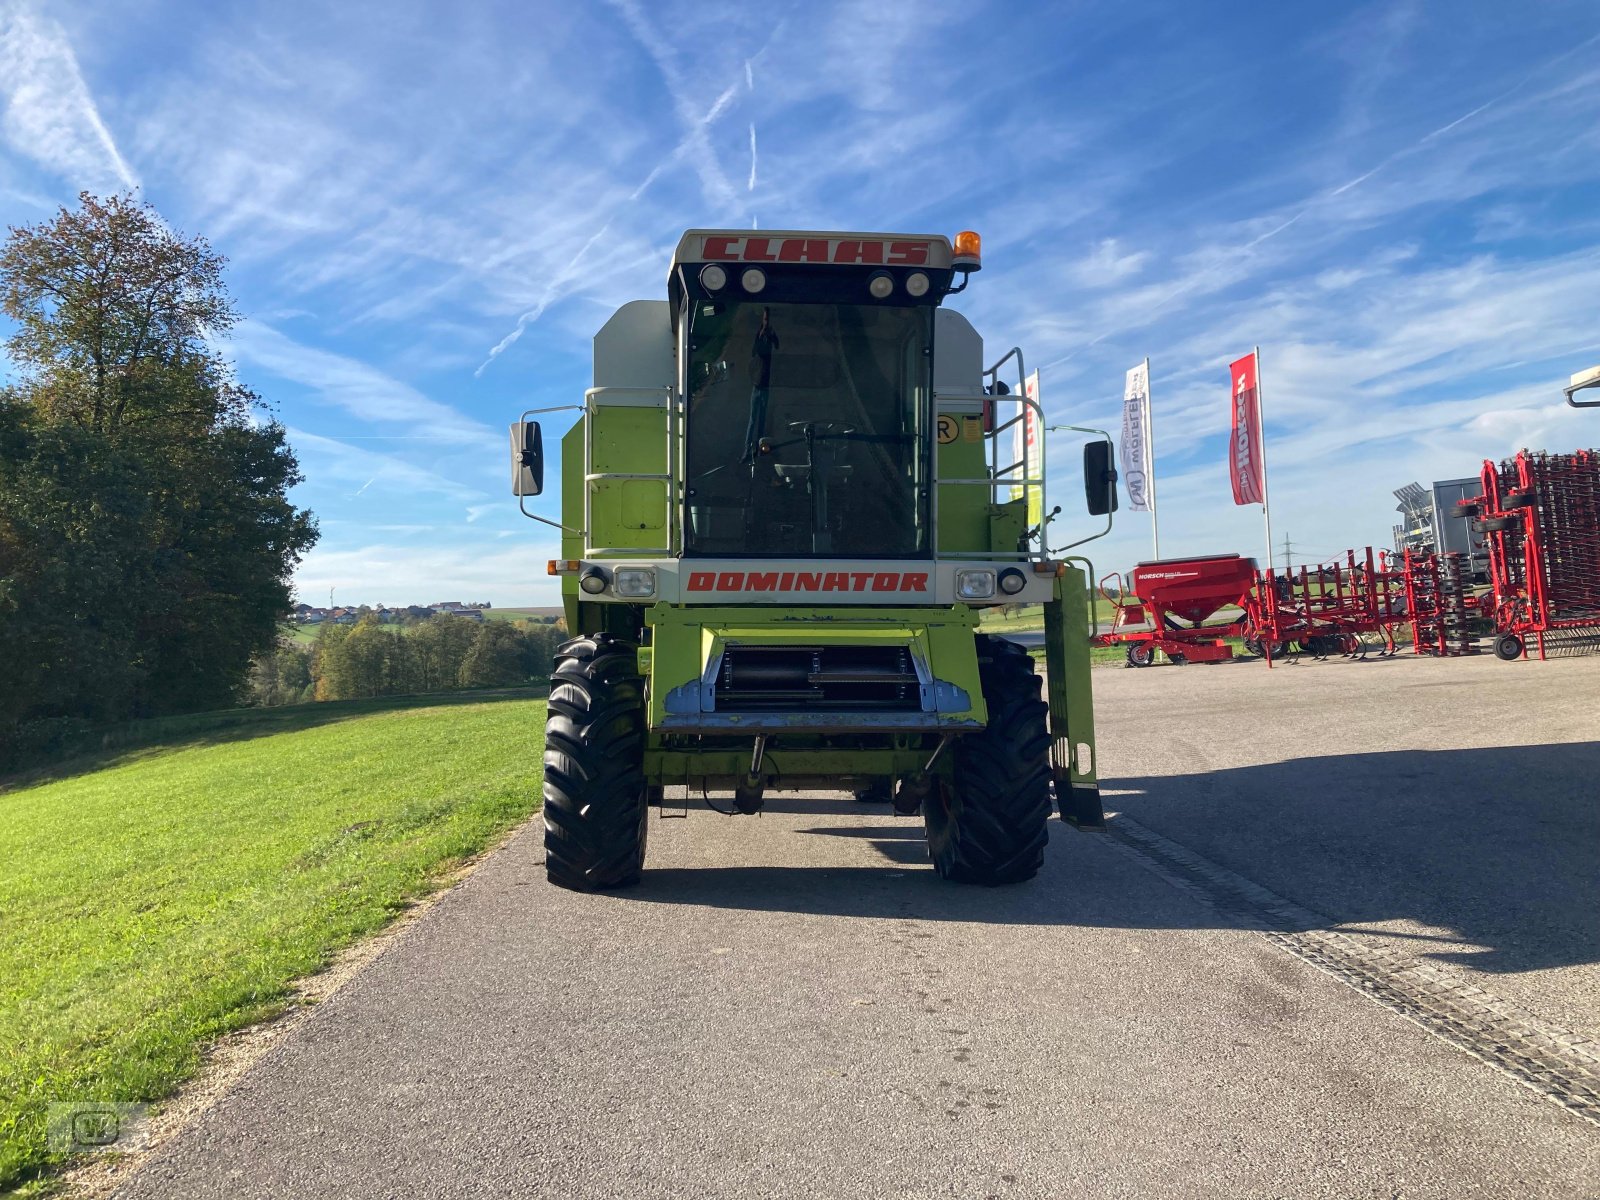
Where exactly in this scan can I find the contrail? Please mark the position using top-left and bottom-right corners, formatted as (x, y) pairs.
(475, 220), (614, 375)
(747, 124), (757, 191)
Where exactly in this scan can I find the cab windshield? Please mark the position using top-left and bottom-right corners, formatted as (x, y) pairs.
(683, 301), (931, 557)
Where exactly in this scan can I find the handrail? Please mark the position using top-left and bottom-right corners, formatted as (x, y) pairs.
(938, 352), (1050, 561)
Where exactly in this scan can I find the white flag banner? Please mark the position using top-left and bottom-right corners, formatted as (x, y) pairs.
(1019, 371), (1042, 527)
(1121, 362), (1151, 513)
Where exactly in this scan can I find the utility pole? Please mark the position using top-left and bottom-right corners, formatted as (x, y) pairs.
(1281, 535), (1294, 571)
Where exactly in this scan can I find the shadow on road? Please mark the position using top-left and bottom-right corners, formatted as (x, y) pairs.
(1109, 741), (1600, 976)
(630, 742), (1600, 977)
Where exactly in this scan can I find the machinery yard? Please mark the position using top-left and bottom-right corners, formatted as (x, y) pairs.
(113, 650), (1600, 1199)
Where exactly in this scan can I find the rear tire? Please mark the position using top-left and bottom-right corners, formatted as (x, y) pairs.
(1126, 644), (1154, 667)
(925, 636), (1051, 886)
(543, 634), (649, 891)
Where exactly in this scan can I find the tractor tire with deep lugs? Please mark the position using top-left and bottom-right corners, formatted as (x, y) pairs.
(925, 634), (1051, 886)
(542, 634), (649, 891)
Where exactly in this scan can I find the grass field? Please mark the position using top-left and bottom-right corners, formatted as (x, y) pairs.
(0, 693), (547, 1192)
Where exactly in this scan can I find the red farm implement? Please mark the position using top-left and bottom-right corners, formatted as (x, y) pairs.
(1454, 449), (1600, 661)
(1401, 550), (1475, 657)
(1244, 548), (1408, 665)
(1097, 555), (1257, 667)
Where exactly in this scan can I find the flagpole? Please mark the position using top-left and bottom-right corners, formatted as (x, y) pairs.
(1256, 345), (1274, 571)
(1143, 357), (1160, 559)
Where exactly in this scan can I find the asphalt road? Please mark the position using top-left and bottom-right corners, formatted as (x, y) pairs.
(117, 650), (1600, 1199)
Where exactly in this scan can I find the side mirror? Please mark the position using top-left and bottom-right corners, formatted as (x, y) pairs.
(1084, 441), (1118, 516)
(511, 421), (544, 496)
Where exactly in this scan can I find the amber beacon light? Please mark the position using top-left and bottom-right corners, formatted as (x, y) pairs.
(952, 229), (982, 272)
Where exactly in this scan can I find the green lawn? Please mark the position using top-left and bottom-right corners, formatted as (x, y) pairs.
(978, 598), (1121, 634)
(0, 693), (546, 1192)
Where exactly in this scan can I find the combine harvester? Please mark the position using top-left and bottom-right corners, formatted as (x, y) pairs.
(512, 229), (1118, 890)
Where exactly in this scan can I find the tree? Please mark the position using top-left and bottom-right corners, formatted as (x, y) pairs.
(0, 193), (317, 743)
(410, 613), (479, 692)
(459, 622), (528, 688)
(0, 192), (243, 434)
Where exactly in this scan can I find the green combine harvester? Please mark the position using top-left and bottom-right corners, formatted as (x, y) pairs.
(512, 229), (1116, 891)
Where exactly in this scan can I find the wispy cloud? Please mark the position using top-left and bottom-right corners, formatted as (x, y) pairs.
(286, 428), (487, 506)
(231, 321), (493, 444)
(475, 220), (615, 375)
(605, 0), (739, 211)
(0, 2), (138, 190)
(747, 123), (757, 192)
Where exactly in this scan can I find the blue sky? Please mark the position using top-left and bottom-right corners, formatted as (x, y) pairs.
(3, 0), (1599, 605)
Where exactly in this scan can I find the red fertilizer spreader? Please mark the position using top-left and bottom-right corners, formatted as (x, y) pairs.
(1097, 554), (1258, 667)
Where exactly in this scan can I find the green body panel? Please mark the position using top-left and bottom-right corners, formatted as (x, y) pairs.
(587, 404), (669, 551)
(987, 497), (1027, 555)
(1044, 562), (1105, 829)
(936, 434), (990, 553)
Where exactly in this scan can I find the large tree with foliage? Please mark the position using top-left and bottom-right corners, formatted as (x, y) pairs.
(0, 192), (316, 753)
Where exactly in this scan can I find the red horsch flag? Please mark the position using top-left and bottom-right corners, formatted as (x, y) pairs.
(1228, 351), (1266, 506)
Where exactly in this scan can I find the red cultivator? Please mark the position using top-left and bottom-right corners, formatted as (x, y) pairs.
(1456, 449), (1600, 660)
(1245, 548), (1408, 665)
(1097, 555), (1257, 666)
(1401, 550), (1475, 657)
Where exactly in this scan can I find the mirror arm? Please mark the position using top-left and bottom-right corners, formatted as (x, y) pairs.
(1047, 424), (1115, 552)
(515, 403), (584, 521)
(518, 494), (586, 536)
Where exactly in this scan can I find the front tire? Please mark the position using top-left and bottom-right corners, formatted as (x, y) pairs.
(543, 634), (649, 891)
(925, 635), (1051, 886)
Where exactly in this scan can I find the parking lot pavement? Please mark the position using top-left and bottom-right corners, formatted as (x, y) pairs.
(113, 649), (1600, 1199)
(1093, 648), (1600, 1043)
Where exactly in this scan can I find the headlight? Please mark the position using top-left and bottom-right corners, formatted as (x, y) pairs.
(700, 264), (727, 291)
(867, 271), (895, 299)
(998, 567), (1027, 595)
(741, 267), (766, 293)
(905, 271), (930, 297)
(956, 569), (996, 599)
(613, 567), (657, 598)
(579, 567), (608, 595)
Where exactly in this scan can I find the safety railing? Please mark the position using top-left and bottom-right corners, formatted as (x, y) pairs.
(935, 346), (1048, 561)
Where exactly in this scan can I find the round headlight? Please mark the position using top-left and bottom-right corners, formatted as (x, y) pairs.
(741, 267), (766, 293)
(998, 567), (1027, 595)
(867, 271), (895, 299)
(579, 567), (608, 595)
(905, 271), (930, 297)
(700, 264), (727, 291)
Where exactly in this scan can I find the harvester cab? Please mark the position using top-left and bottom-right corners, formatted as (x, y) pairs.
(515, 229), (1116, 892)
